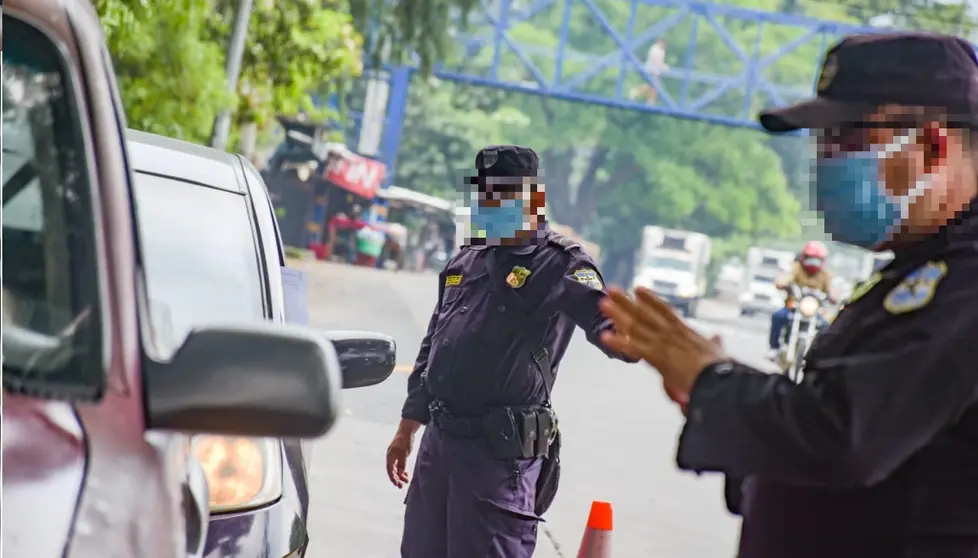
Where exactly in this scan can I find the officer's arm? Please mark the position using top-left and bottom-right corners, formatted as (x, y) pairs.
(552, 256), (638, 362)
(675, 290), (978, 485)
(399, 275), (444, 425)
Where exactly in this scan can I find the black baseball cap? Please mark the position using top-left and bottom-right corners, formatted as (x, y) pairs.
(759, 32), (978, 133)
(474, 145), (540, 178)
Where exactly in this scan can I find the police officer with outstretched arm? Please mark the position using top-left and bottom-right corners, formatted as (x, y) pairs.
(386, 146), (636, 558)
(599, 32), (978, 557)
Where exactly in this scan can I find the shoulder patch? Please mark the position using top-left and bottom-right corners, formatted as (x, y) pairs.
(883, 261), (947, 315)
(571, 268), (603, 290)
(445, 274), (463, 287)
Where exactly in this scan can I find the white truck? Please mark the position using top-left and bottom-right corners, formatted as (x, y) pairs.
(739, 247), (794, 317)
(632, 226), (712, 317)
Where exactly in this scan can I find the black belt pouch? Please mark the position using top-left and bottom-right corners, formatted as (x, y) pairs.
(535, 429), (561, 516)
(483, 407), (527, 460)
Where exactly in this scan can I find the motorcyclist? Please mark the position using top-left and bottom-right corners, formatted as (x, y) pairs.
(768, 241), (833, 357)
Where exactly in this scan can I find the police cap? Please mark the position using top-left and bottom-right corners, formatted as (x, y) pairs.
(474, 145), (540, 178)
(759, 32), (978, 133)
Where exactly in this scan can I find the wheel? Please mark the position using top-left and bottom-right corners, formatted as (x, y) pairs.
(790, 340), (808, 382)
(686, 299), (698, 318)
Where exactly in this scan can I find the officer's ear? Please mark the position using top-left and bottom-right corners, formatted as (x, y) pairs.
(922, 121), (948, 173)
(529, 184), (545, 212)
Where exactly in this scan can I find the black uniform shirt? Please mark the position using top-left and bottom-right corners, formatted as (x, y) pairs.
(401, 229), (633, 422)
(676, 200), (978, 558)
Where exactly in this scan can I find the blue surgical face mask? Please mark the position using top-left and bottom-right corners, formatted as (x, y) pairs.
(814, 131), (929, 249)
(470, 197), (526, 240)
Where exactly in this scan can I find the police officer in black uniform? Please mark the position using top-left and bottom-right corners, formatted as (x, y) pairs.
(387, 145), (635, 558)
(598, 32), (978, 558)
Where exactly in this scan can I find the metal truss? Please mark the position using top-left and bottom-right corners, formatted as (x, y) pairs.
(341, 0), (973, 211)
(436, 0), (890, 129)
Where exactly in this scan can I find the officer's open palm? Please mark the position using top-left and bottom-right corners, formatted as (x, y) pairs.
(386, 433), (413, 488)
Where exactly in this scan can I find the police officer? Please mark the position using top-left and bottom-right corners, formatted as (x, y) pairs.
(386, 145), (635, 558)
(598, 32), (978, 557)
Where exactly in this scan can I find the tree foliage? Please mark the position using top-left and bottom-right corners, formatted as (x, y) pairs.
(97, 0), (364, 147)
(347, 0), (480, 75)
(95, 0), (232, 143)
(209, 0), (363, 130)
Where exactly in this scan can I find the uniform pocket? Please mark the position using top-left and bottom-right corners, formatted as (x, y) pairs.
(443, 285), (462, 305)
(481, 499), (540, 558)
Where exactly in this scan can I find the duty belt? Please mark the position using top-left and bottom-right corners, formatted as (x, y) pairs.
(428, 400), (556, 441)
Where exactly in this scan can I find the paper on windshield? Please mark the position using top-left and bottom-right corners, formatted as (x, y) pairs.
(281, 267), (310, 325)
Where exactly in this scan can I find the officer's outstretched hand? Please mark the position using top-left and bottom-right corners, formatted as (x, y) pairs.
(386, 432), (414, 488)
(599, 287), (728, 405)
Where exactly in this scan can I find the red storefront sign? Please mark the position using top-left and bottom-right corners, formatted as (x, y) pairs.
(323, 154), (386, 200)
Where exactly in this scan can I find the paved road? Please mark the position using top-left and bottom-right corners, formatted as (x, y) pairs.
(294, 261), (777, 557)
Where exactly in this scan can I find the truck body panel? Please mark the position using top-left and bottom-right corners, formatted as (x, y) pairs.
(739, 247), (794, 316)
(632, 226), (712, 316)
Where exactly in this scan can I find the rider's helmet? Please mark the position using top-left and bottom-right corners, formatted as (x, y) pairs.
(800, 241), (828, 275)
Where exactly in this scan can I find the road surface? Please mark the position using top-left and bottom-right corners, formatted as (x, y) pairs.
(294, 260), (776, 557)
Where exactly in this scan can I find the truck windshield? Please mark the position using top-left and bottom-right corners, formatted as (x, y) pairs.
(644, 256), (692, 272)
(753, 275), (776, 284)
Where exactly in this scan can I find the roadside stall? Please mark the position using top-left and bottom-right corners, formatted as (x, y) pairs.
(263, 115), (387, 257)
(375, 186), (456, 271)
(377, 222), (409, 270)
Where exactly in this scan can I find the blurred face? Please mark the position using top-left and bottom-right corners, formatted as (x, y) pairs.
(471, 176), (545, 242)
(814, 105), (977, 245)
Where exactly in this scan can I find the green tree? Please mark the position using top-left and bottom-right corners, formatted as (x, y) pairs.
(96, 0), (232, 143)
(391, 0), (974, 284)
(98, 0), (364, 148)
(208, 0), (363, 153)
(347, 0), (480, 75)
(394, 81), (532, 199)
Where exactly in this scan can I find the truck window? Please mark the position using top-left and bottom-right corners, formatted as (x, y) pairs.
(661, 236), (686, 251)
(132, 173), (265, 358)
(2, 16), (103, 398)
(644, 255), (693, 272)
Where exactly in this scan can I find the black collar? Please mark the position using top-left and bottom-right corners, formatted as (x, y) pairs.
(465, 226), (552, 256)
(890, 196), (978, 264)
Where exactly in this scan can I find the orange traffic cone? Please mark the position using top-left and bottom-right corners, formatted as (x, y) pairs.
(577, 500), (613, 557)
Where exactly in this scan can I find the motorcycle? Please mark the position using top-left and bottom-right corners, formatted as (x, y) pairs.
(776, 284), (829, 382)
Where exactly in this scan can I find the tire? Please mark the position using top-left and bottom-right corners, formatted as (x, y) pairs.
(686, 299), (698, 318)
(790, 339), (808, 382)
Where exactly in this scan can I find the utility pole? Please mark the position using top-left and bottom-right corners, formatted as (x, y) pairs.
(210, 0), (254, 151)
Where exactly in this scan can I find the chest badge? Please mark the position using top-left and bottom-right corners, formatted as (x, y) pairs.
(883, 261), (947, 315)
(445, 274), (463, 287)
(506, 266), (531, 289)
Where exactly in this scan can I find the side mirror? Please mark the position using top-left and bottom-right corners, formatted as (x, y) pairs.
(145, 323), (342, 438)
(324, 330), (396, 389)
